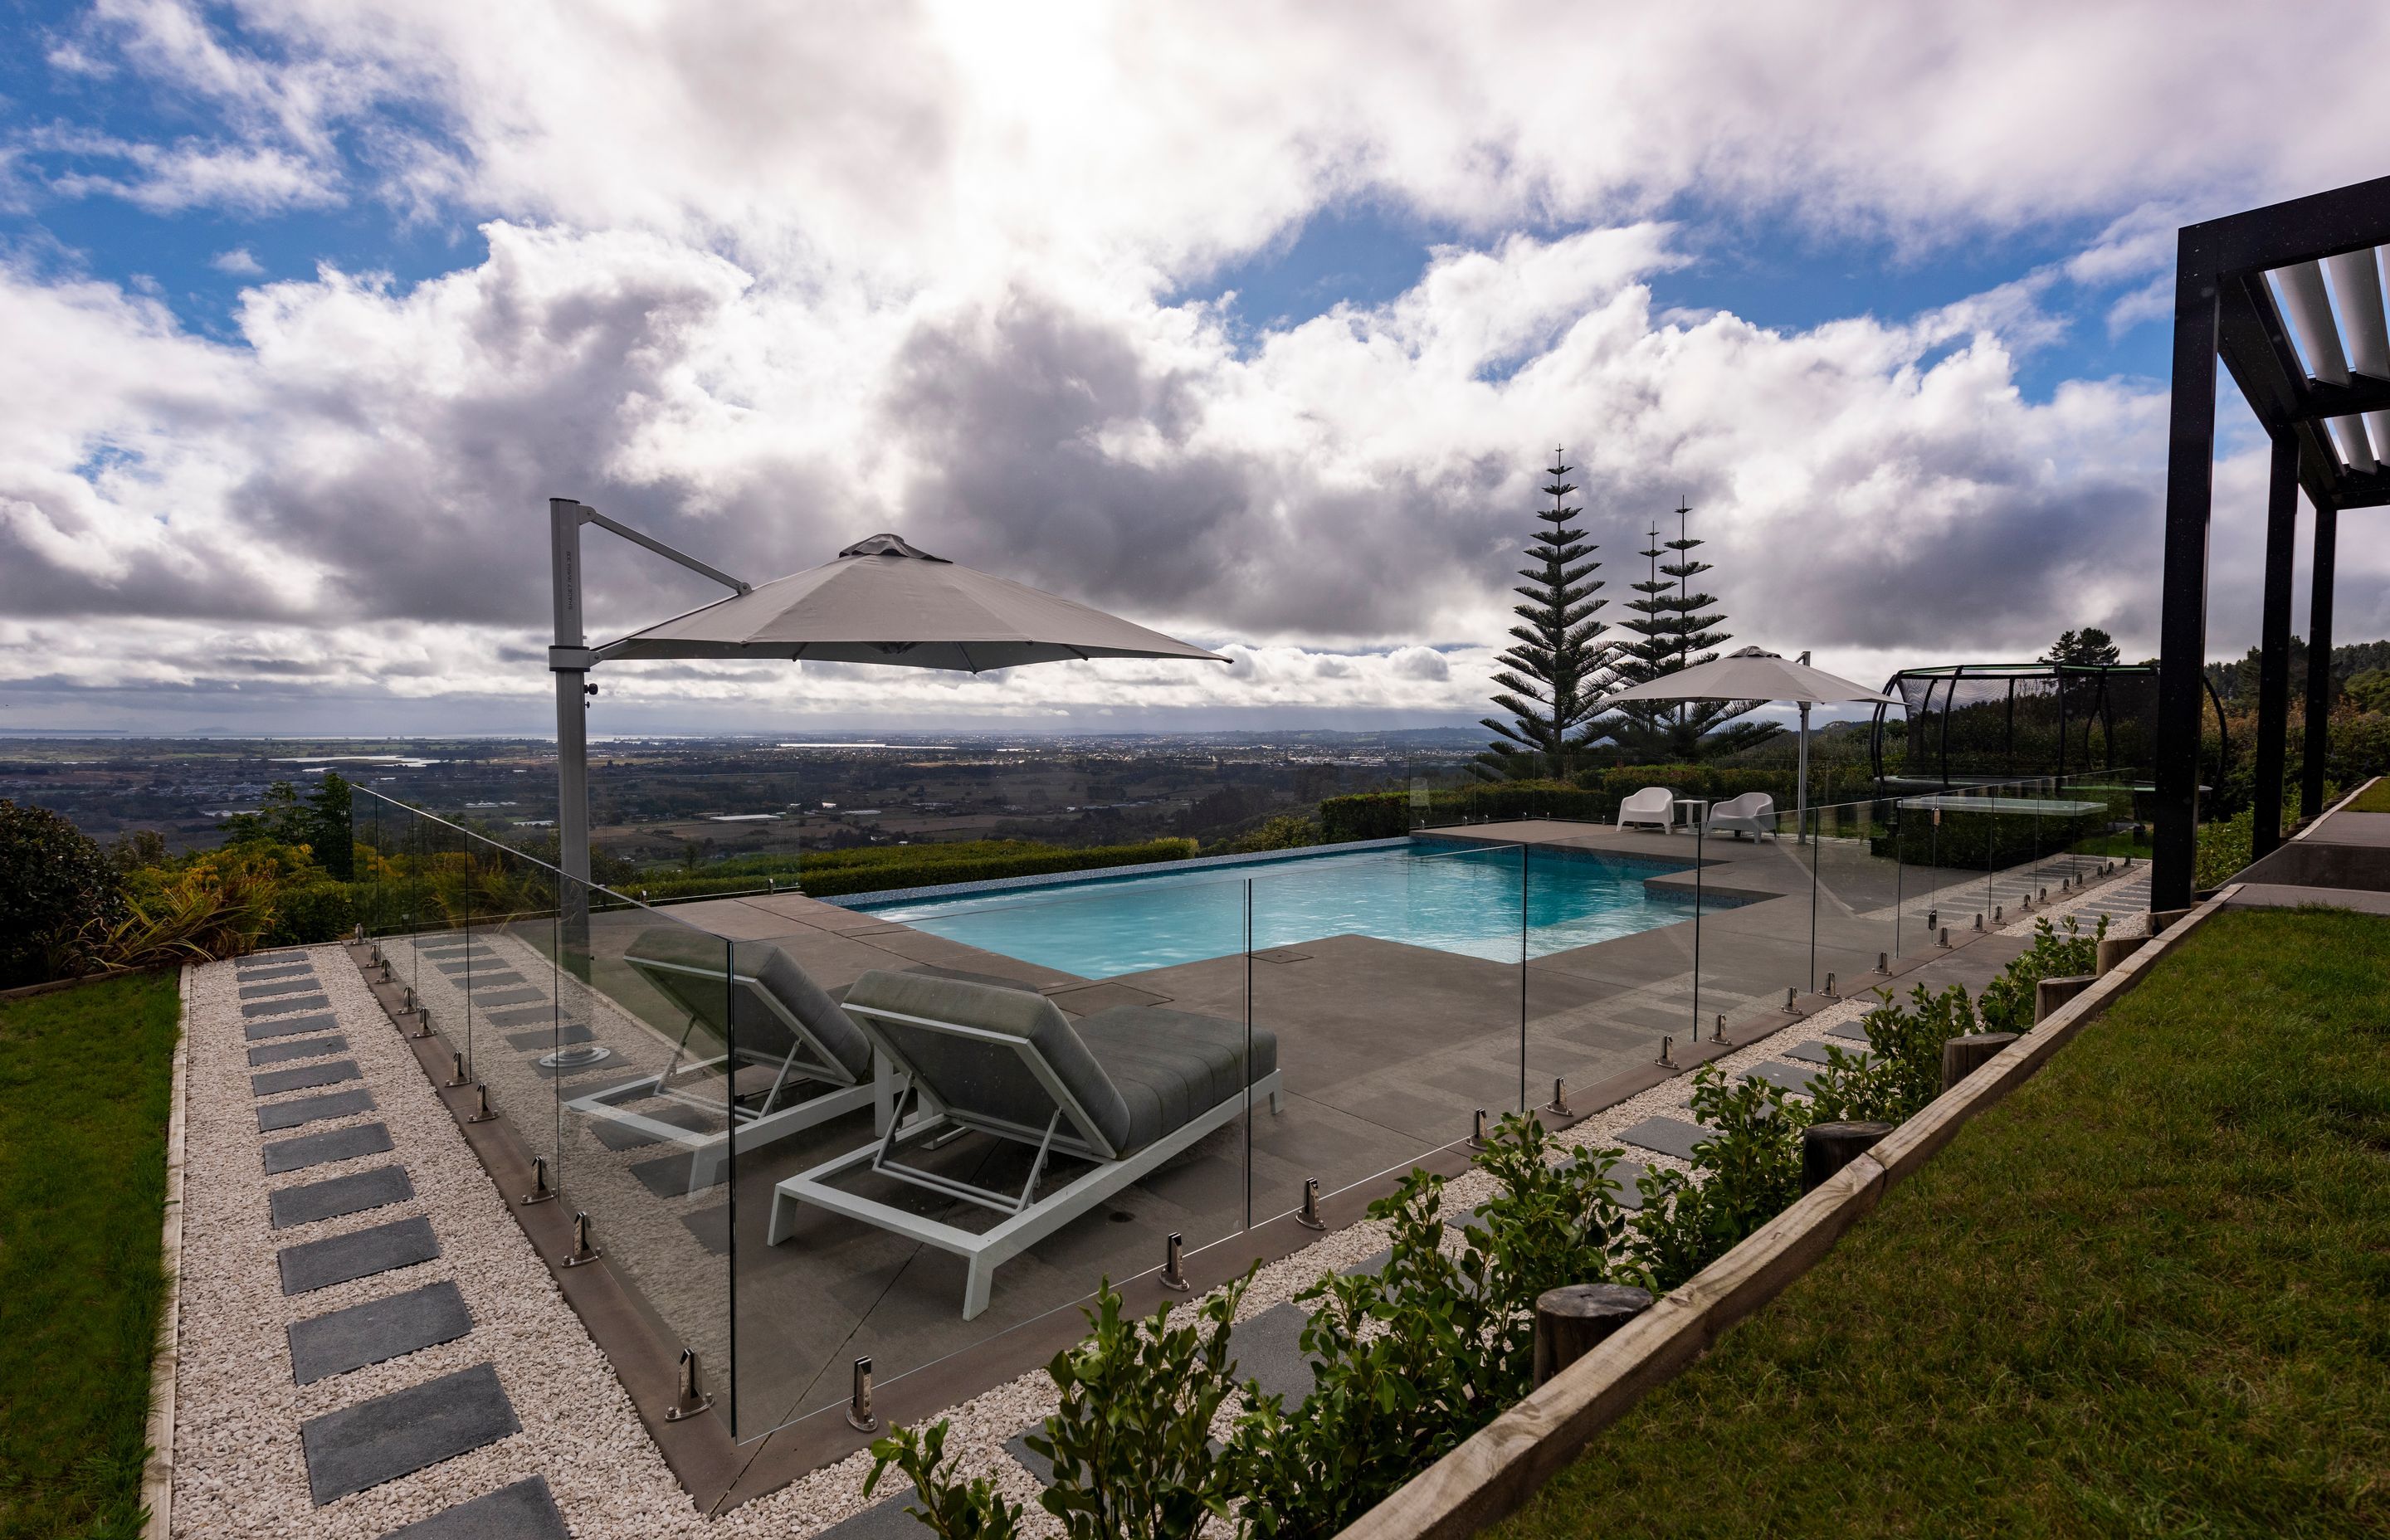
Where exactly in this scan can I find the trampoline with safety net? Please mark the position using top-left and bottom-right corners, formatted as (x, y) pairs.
(1869, 661), (2229, 798)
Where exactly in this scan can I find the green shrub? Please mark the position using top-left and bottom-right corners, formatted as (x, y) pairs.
(1032, 1277), (1248, 1538)
(1976, 914), (2105, 1033)
(1807, 982), (1978, 1125)
(1866, 804), (2110, 869)
(0, 800), (121, 987)
(1625, 1066), (1809, 1293)
(865, 1419), (1024, 1538)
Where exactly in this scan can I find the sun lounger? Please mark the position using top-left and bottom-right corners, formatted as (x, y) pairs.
(1617, 786), (1675, 832)
(563, 928), (885, 1193)
(768, 969), (1284, 1319)
(1707, 791), (1777, 840)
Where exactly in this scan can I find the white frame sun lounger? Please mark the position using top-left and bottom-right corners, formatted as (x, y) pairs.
(768, 970), (1283, 1320)
(564, 929), (886, 1195)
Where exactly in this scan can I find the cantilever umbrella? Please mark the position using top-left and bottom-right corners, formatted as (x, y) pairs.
(1597, 646), (1898, 840)
(546, 508), (1224, 887)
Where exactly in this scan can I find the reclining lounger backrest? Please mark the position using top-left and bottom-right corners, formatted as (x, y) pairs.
(840, 970), (1134, 1157)
(624, 926), (873, 1086)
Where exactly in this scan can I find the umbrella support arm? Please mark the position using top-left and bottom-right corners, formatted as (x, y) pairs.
(549, 498), (752, 894)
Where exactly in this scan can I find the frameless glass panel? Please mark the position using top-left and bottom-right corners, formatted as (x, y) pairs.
(1249, 836), (1527, 1225)
(730, 863), (1252, 1437)
(554, 894), (735, 1428)
(1806, 795), (1903, 992)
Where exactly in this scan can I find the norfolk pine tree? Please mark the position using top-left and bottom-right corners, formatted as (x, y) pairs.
(1474, 451), (1612, 782)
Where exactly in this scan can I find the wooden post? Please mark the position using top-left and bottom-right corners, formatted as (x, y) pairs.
(2095, 936), (2148, 976)
(1533, 1284), (1653, 1386)
(2033, 973), (2095, 1023)
(1801, 1120), (1893, 1193)
(1941, 1032), (2020, 1093)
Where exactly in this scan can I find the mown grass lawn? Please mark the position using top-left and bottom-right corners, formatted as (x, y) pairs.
(2346, 778), (2390, 813)
(0, 972), (182, 1540)
(1495, 906), (2390, 1539)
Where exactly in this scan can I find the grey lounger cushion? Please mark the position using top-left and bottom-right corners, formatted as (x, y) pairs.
(626, 927), (873, 1084)
(1076, 1007), (1279, 1154)
(842, 972), (1277, 1157)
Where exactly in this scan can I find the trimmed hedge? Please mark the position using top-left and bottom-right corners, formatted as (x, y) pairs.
(1866, 804), (2111, 870)
(1318, 767), (1813, 844)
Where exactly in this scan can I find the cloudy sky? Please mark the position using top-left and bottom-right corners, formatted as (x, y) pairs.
(2, 1), (2385, 738)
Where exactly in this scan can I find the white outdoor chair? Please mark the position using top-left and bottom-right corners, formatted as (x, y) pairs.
(1707, 792), (1778, 841)
(1617, 786), (1675, 832)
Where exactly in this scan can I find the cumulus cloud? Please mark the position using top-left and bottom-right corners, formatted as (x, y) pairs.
(1, 2), (2383, 733)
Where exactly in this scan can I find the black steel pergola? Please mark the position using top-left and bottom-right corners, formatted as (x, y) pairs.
(2156, 173), (2390, 909)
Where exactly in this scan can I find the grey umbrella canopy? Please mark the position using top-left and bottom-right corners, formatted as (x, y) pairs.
(548, 505), (1224, 889)
(607, 534), (1226, 670)
(1601, 646), (1898, 837)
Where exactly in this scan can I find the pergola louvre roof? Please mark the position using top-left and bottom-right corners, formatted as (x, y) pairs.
(2205, 173), (2390, 509)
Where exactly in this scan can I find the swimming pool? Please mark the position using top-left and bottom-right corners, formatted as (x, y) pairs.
(851, 839), (1716, 979)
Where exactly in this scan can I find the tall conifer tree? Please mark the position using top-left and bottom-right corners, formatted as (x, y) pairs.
(1593, 499), (1778, 761)
(1473, 451), (1610, 782)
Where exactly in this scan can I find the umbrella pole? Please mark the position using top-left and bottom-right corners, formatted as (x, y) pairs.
(549, 500), (593, 948)
(1797, 701), (1811, 845)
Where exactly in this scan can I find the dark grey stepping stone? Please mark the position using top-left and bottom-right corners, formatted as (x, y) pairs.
(812, 1485), (922, 1539)
(239, 962), (316, 982)
(1005, 1425), (1215, 1487)
(468, 988), (544, 1008)
(680, 1206), (730, 1255)
(1829, 1020), (1873, 1043)
(300, 1362), (519, 1505)
(378, 1476), (571, 1539)
(491, 1009), (563, 1033)
(1787, 1040), (1869, 1068)
(505, 1025), (589, 1051)
(1003, 1427), (1054, 1486)
(255, 1059), (363, 1096)
(240, 957), (315, 974)
(1742, 1061), (1821, 1096)
(433, 957), (500, 973)
(1555, 1153), (1650, 1210)
(582, 1100), (709, 1151)
(248, 1011), (338, 1041)
(259, 1088), (377, 1133)
(250, 1035), (349, 1066)
(1343, 1248), (1390, 1276)
(630, 1153), (724, 1197)
(1229, 1301), (1319, 1405)
(244, 994), (330, 1019)
(240, 976), (321, 1000)
(280, 1216), (440, 1295)
(265, 1123), (395, 1175)
(240, 948), (310, 967)
(465, 972), (529, 992)
(289, 1280), (471, 1386)
(271, 1165), (415, 1229)
(1617, 1116), (1716, 1162)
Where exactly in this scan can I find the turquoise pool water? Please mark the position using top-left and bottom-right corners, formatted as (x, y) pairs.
(851, 840), (1710, 980)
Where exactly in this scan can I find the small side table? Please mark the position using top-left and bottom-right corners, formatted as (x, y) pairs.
(1672, 797), (1710, 835)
